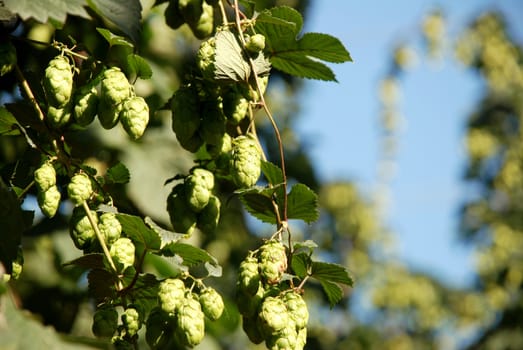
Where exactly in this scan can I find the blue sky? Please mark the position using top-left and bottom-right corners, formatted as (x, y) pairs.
(296, 0), (523, 287)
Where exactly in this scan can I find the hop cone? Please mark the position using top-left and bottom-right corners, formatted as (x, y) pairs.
(100, 67), (130, 106)
(109, 237), (135, 270)
(43, 56), (73, 108)
(196, 36), (216, 80)
(197, 195), (221, 233)
(283, 291), (309, 329)
(120, 96), (150, 139)
(258, 296), (290, 336)
(189, 1), (213, 39)
(67, 173), (92, 206)
(167, 183), (198, 234)
(158, 278), (186, 314)
(98, 212), (122, 245)
(199, 287), (224, 320)
(230, 135), (261, 188)
(258, 240), (287, 285)
(238, 256), (261, 295)
(69, 206), (98, 250)
(37, 185), (61, 218)
(74, 85), (99, 126)
(175, 295), (205, 347)
(47, 105), (72, 128)
(34, 161), (56, 192)
(122, 307), (141, 336)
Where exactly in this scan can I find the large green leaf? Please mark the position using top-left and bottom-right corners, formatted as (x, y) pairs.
(319, 279), (344, 308)
(4, 0), (89, 24)
(286, 183), (319, 223)
(0, 178), (32, 275)
(0, 293), (101, 349)
(237, 186), (280, 224)
(310, 261), (353, 307)
(255, 6), (351, 81)
(88, 0), (142, 43)
(116, 214), (162, 250)
(160, 242), (219, 269)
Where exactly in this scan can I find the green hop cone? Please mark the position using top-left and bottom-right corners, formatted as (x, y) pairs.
(206, 132), (231, 158)
(178, 0), (203, 25)
(175, 294), (205, 347)
(266, 324), (299, 350)
(196, 36), (216, 80)
(165, 0), (185, 29)
(296, 327), (307, 349)
(200, 103), (226, 146)
(236, 281), (264, 318)
(98, 99), (123, 129)
(37, 185), (61, 218)
(230, 135), (261, 188)
(242, 316), (264, 344)
(258, 296), (290, 336)
(196, 195), (220, 233)
(238, 256), (261, 296)
(258, 240), (287, 285)
(171, 85), (202, 150)
(120, 96), (150, 139)
(43, 55), (73, 108)
(47, 104), (72, 128)
(282, 291), (308, 329)
(69, 206), (98, 250)
(245, 34), (266, 54)
(92, 306), (118, 338)
(67, 173), (93, 206)
(101, 67), (131, 106)
(185, 168), (214, 212)
(98, 212), (122, 245)
(199, 287), (224, 320)
(9, 247), (24, 280)
(188, 1), (213, 39)
(109, 237), (135, 270)
(167, 183), (198, 234)
(158, 278), (186, 314)
(223, 89), (249, 125)
(146, 307), (174, 349)
(34, 161), (56, 192)
(122, 307), (142, 336)
(0, 41), (17, 76)
(73, 84), (99, 126)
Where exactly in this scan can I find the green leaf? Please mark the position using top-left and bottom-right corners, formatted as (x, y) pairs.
(125, 53), (153, 80)
(106, 162), (130, 184)
(0, 107), (20, 136)
(96, 28), (134, 48)
(144, 216), (185, 247)
(319, 279), (343, 308)
(261, 161), (284, 185)
(122, 272), (159, 315)
(160, 242), (218, 268)
(88, 268), (117, 302)
(63, 253), (105, 269)
(255, 5), (351, 81)
(311, 261), (353, 286)
(298, 32), (352, 63)
(214, 30), (251, 82)
(204, 261), (222, 277)
(116, 214), (162, 250)
(237, 186), (279, 224)
(0, 293), (98, 349)
(88, 0), (142, 43)
(4, 0), (89, 24)
(286, 183), (319, 223)
(291, 253), (310, 278)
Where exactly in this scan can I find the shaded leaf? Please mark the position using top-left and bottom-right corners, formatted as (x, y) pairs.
(96, 27), (134, 48)
(116, 213), (161, 250)
(291, 253), (310, 278)
(4, 0), (89, 24)
(88, 268), (117, 302)
(237, 186), (279, 224)
(0, 107), (20, 136)
(160, 242), (218, 268)
(286, 183), (319, 223)
(63, 253), (105, 269)
(88, 0), (142, 43)
(214, 30), (251, 82)
(126, 53), (153, 80)
(145, 216), (185, 247)
(106, 162), (130, 184)
(204, 261), (222, 277)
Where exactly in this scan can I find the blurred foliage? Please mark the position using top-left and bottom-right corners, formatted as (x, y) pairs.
(1, 1), (522, 350)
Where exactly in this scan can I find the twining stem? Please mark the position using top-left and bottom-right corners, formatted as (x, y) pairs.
(218, 0), (229, 26)
(82, 201), (118, 275)
(14, 65), (46, 124)
(232, 0), (289, 226)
